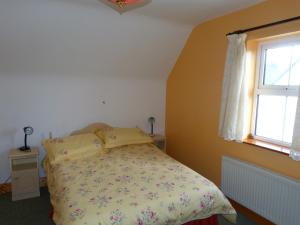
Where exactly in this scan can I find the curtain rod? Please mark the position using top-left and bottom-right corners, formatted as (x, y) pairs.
(226, 15), (300, 36)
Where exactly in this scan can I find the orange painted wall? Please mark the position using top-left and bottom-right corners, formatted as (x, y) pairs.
(166, 0), (300, 221)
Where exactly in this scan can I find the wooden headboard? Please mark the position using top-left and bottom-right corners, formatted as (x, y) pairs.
(70, 122), (112, 136)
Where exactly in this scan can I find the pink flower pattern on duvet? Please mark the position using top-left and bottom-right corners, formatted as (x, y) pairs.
(45, 144), (236, 225)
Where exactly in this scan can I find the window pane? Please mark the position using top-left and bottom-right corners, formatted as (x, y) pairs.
(290, 44), (300, 86)
(255, 95), (286, 141)
(283, 96), (297, 143)
(264, 46), (292, 86)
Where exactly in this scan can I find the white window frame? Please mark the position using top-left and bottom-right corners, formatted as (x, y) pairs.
(251, 36), (300, 146)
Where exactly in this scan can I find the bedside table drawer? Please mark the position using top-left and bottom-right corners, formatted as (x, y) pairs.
(12, 157), (37, 171)
(12, 169), (40, 201)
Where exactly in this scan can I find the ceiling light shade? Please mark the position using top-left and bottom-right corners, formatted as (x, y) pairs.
(109, 0), (143, 7)
(100, 0), (151, 13)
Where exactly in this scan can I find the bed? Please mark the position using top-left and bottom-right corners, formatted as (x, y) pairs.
(43, 124), (236, 225)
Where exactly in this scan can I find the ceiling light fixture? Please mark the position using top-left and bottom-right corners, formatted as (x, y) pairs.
(100, 0), (151, 13)
(111, 0), (141, 8)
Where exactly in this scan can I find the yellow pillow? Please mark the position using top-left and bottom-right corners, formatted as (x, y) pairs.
(96, 128), (153, 149)
(42, 133), (104, 164)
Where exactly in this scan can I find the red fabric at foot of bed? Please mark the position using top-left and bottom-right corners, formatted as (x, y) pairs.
(183, 215), (219, 225)
(49, 207), (218, 225)
(48, 206), (53, 219)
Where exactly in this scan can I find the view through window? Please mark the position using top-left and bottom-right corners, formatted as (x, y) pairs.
(253, 39), (300, 145)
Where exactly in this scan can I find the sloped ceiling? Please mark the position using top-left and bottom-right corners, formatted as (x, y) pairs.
(0, 0), (264, 80)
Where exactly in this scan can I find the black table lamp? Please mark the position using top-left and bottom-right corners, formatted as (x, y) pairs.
(19, 126), (34, 151)
(148, 117), (155, 137)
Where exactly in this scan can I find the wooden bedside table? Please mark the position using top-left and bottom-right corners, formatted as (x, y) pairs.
(9, 148), (40, 201)
(152, 134), (166, 152)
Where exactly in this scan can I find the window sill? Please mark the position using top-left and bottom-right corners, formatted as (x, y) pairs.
(243, 138), (290, 156)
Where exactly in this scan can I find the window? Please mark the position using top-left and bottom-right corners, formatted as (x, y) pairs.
(252, 38), (300, 146)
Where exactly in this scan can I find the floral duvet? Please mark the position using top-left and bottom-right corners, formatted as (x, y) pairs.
(44, 144), (236, 225)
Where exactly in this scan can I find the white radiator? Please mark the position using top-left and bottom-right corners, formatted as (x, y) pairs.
(221, 156), (300, 225)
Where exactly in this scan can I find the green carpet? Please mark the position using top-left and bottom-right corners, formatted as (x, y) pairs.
(0, 187), (258, 225)
(0, 187), (54, 225)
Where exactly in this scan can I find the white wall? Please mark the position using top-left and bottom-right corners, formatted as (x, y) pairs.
(0, 0), (192, 181)
(0, 0), (265, 182)
(0, 75), (166, 179)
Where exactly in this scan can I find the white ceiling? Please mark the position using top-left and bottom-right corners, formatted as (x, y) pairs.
(0, 0), (264, 79)
(129, 0), (265, 26)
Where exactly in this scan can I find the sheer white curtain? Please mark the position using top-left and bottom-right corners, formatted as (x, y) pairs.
(219, 34), (248, 142)
(290, 92), (300, 161)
